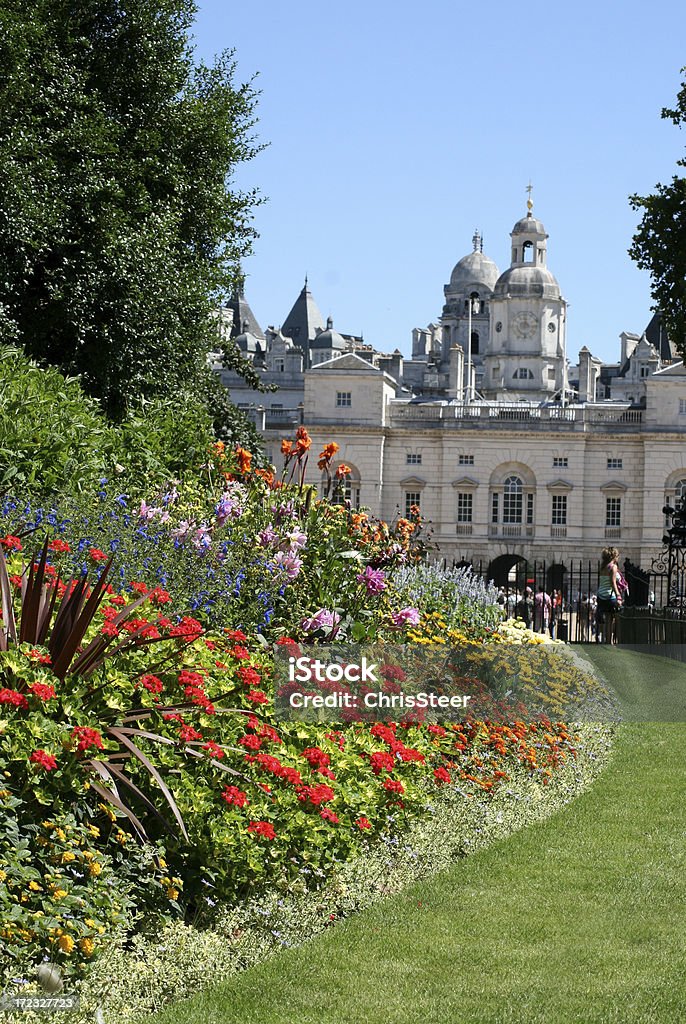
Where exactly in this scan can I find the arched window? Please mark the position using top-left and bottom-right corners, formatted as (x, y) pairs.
(676, 479), (686, 502)
(471, 330), (479, 355)
(503, 475), (523, 524)
(522, 240), (534, 263)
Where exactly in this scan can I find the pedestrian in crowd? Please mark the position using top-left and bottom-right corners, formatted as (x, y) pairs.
(596, 546), (623, 644)
(516, 586), (534, 628)
(533, 585), (552, 633)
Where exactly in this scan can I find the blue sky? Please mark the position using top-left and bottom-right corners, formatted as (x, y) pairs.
(193, 0), (686, 364)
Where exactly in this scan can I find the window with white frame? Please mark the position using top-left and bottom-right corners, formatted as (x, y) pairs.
(503, 476), (523, 524)
(491, 493), (499, 524)
(405, 492), (421, 517)
(459, 454), (475, 465)
(680, 399), (686, 416)
(336, 391), (352, 407)
(606, 497), (622, 528)
(406, 453), (422, 465)
(553, 456), (568, 468)
(457, 493), (473, 523)
(607, 458), (623, 470)
(552, 494), (567, 526)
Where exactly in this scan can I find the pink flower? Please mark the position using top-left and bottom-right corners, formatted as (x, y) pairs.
(357, 566), (386, 594)
(300, 608), (341, 634)
(391, 607), (420, 627)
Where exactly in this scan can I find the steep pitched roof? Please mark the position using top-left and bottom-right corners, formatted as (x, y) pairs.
(281, 279), (326, 346)
(226, 289), (265, 342)
(645, 312), (679, 362)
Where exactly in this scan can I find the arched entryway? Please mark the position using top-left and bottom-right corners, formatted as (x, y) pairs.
(487, 553), (528, 589)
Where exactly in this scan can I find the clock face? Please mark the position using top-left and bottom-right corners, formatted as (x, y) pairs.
(512, 312), (538, 339)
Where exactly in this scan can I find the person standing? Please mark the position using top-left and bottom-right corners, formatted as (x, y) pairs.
(597, 547), (623, 643)
(533, 586), (552, 634)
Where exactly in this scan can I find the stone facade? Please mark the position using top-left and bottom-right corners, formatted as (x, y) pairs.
(215, 202), (686, 575)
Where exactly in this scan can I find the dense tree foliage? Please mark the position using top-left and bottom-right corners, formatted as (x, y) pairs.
(0, 0), (262, 424)
(630, 68), (686, 359)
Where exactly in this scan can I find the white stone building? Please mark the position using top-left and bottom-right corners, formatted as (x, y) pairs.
(215, 201), (686, 580)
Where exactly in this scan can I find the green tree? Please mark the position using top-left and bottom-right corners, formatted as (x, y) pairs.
(629, 68), (686, 357)
(0, 0), (263, 428)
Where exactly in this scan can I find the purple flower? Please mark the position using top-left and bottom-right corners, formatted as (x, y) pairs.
(171, 520), (193, 543)
(282, 529), (307, 552)
(357, 566), (387, 594)
(272, 550), (303, 580)
(391, 607), (421, 627)
(257, 524), (279, 547)
(301, 609), (341, 634)
(272, 501), (297, 524)
(192, 526), (212, 553)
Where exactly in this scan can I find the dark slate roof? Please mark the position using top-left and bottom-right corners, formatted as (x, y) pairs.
(226, 290), (265, 342)
(645, 312), (678, 362)
(281, 280), (326, 345)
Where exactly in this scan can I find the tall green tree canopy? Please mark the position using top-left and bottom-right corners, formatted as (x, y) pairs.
(630, 68), (686, 359)
(0, 0), (262, 420)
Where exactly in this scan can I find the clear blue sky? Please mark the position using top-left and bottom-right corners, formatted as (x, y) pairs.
(192, 0), (686, 364)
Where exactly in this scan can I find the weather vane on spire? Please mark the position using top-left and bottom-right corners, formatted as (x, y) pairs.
(526, 181), (534, 213)
(472, 228), (482, 252)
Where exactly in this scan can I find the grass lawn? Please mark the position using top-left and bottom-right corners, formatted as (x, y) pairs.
(141, 649), (686, 1024)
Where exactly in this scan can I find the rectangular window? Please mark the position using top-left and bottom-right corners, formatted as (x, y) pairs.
(491, 493), (499, 524)
(640, 365), (649, 377)
(607, 458), (623, 470)
(552, 494), (567, 526)
(526, 493), (534, 525)
(457, 493), (473, 523)
(336, 391), (352, 407)
(406, 453), (422, 465)
(606, 497), (622, 527)
(458, 454), (475, 465)
(553, 456), (568, 468)
(679, 399), (686, 416)
(405, 492), (421, 518)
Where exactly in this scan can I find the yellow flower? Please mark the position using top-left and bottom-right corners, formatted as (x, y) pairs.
(87, 862), (102, 877)
(82, 851), (95, 861)
(28, 881), (42, 892)
(85, 918), (96, 928)
(87, 825), (100, 838)
(0, 870), (6, 883)
(79, 937), (95, 957)
(42, 821), (54, 830)
(61, 852), (76, 863)
(55, 828), (66, 842)
(166, 887), (180, 901)
(98, 803), (116, 822)
(58, 934), (74, 954)
(52, 889), (68, 900)
(115, 830), (128, 845)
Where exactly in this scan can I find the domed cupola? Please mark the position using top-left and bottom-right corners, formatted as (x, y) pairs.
(493, 198), (562, 301)
(446, 229), (500, 299)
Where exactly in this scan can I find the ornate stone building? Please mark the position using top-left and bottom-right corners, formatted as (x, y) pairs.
(215, 200), (686, 578)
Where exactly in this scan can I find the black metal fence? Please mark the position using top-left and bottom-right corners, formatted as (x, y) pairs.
(454, 557), (686, 646)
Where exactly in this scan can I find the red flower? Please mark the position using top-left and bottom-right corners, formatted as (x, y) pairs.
(71, 726), (103, 753)
(238, 734), (262, 751)
(434, 767), (452, 785)
(170, 617), (203, 641)
(221, 785), (249, 807)
(29, 683), (56, 701)
(225, 629), (248, 642)
(247, 820), (276, 840)
(0, 535), (22, 551)
(369, 751), (395, 775)
(130, 581), (149, 595)
(230, 644), (250, 660)
(355, 816), (372, 831)
(100, 622), (120, 638)
(383, 778), (405, 795)
(0, 688), (29, 710)
(88, 547), (108, 563)
(246, 689), (269, 705)
(178, 725), (202, 743)
(178, 670), (205, 688)
(237, 666), (261, 688)
(150, 587), (171, 605)
(399, 748), (425, 763)
(320, 807), (340, 823)
(140, 674), (164, 695)
(297, 783), (335, 806)
(202, 741), (225, 760)
(29, 749), (58, 771)
(48, 538), (70, 553)
(301, 747), (331, 770)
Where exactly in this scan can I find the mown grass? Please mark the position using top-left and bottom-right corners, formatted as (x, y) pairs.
(142, 649), (686, 1024)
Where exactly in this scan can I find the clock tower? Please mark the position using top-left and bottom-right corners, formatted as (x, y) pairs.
(482, 194), (567, 400)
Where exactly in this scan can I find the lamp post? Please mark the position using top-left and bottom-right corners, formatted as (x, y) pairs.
(466, 294), (479, 402)
(659, 495), (686, 606)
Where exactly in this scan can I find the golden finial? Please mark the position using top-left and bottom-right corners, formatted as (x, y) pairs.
(526, 181), (534, 213)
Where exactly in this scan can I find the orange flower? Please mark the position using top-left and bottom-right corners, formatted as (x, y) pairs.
(335, 463), (351, 478)
(254, 467), (275, 487)
(281, 439), (294, 457)
(317, 441), (340, 470)
(295, 426), (312, 455)
(235, 447), (252, 474)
